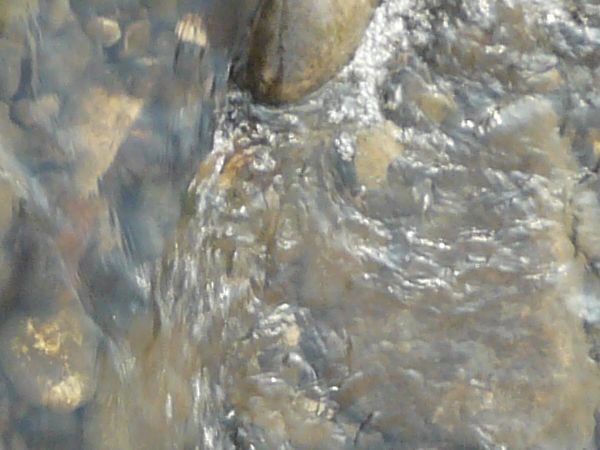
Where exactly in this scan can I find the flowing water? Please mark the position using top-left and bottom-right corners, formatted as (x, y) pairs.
(1, 0), (600, 449)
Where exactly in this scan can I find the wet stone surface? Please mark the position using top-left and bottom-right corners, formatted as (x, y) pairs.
(0, 0), (599, 449)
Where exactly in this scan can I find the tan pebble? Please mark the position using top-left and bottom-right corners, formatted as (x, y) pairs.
(527, 68), (563, 93)
(84, 16), (122, 48)
(417, 91), (457, 124)
(121, 19), (151, 58)
(355, 120), (404, 189)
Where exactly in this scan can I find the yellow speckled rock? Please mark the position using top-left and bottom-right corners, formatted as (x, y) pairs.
(0, 305), (100, 411)
(245, 0), (379, 103)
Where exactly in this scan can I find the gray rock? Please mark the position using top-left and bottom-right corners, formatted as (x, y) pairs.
(0, 39), (23, 101)
(244, 0), (379, 103)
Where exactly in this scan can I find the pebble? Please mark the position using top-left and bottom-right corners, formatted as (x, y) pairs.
(355, 121), (404, 190)
(526, 67), (563, 93)
(84, 16), (122, 48)
(0, 305), (100, 412)
(0, 248), (11, 309)
(0, 178), (15, 237)
(120, 19), (151, 59)
(11, 94), (61, 129)
(417, 91), (457, 124)
(0, 102), (24, 151)
(144, 0), (177, 25)
(40, 0), (74, 33)
(0, 39), (23, 101)
(244, 0), (379, 103)
(0, 0), (39, 41)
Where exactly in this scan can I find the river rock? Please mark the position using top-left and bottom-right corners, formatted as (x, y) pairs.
(38, 22), (92, 94)
(0, 38), (22, 101)
(120, 19), (151, 59)
(12, 94), (60, 129)
(60, 85), (143, 194)
(84, 17), (122, 48)
(355, 120), (403, 190)
(244, 0), (379, 103)
(40, 0), (74, 33)
(0, 178), (15, 237)
(0, 102), (24, 153)
(0, 305), (100, 412)
(0, 0), (38, 40)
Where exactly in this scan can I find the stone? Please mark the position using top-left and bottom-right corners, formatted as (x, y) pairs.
(0, 305), (100, 411)
(38, 23), (92, 93)
(40, 0), (74, 33)
(526, 67), (563, 93)
(0, 39), (23, 101)
(60, 85), (143, 194)
(355, 120), (403, 189)
(120, 19), (151, 59)
(84, 17), (122, 48)
(244, 0), (379, 103)
(0, 102), (24, 151)
(143, 0), (177, 25)
(417, 91), (457, 124)
(0, 178), (15, 237)
(0, 247), (11, 307)
(11, 94), (61, 129)
(486, 96), (575, 175)
(84, 326), (202, 450)
(0, 0), (38, 39)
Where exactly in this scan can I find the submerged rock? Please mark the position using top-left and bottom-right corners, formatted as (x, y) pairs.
(84, 16), (122, 48)
(0, 38), (22, 101)
(0, 305), (100, 412)
(355, 120), (403, 190)
(120, 19), (151, 59)
(244, 0), (379, 103)
(60, 85), (143, 194)
(38, 22), (92, 93)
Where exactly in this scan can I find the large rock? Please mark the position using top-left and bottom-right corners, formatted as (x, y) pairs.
(0, 305), (100, 412)
(59, 85), (143, 194)
(244, 0), (379, 103)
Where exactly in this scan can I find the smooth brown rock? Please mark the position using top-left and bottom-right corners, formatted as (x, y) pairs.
(245, 0), (379, 103)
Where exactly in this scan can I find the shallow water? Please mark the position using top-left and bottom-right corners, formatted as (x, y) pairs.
(1, 0), (600, 449)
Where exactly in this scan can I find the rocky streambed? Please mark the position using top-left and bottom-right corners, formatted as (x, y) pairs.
(1, 0), (600, 449)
